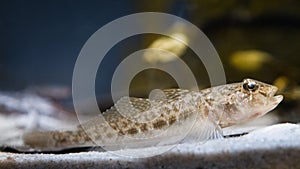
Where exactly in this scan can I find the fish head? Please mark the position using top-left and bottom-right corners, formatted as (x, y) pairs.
(219, 78), (283, 126)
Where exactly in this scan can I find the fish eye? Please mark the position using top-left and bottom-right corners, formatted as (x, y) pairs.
(243, 80), (259, 92)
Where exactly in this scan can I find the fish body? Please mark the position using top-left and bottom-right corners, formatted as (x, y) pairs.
(23, 78), (283, 150)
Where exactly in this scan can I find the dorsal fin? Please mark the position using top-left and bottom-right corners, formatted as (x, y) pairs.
(104, 89), (191, 121)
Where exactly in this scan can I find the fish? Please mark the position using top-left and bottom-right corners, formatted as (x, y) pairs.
(23, 78), (283, 150)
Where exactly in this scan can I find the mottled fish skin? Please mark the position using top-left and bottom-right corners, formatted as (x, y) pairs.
(23, 78), (283, 149)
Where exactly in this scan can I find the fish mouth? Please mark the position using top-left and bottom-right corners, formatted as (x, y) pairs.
(272, 95), (283, 104)
(269, 86), (278, 97)
(269, 86), (283, 103)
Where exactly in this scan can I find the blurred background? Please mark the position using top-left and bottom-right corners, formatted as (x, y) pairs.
(0, 0), (300, 128)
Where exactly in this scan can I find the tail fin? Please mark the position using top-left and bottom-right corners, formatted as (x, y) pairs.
(23, 130), (90, 149)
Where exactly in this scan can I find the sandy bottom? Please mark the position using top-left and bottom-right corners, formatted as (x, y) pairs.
(0, 123), (299, 169)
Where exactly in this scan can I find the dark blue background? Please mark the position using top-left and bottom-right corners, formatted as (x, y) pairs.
(0, 0), (135, 90)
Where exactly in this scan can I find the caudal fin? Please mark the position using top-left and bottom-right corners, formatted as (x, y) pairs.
(23, 131), (57, 148)
(23, 130), (89, 149)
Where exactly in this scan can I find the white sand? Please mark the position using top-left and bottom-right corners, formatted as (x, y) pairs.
(0, 123), (299, 169)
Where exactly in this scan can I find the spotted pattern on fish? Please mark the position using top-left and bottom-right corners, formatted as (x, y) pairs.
(23, 78), (283, 150)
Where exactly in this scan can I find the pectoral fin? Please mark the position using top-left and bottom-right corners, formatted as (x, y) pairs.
(183, 116), (224, 143)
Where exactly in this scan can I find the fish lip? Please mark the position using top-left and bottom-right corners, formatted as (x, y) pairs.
(269, 86), (283, 103)
(269, 86), (278, 97)
(273, 95), (283, 103)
